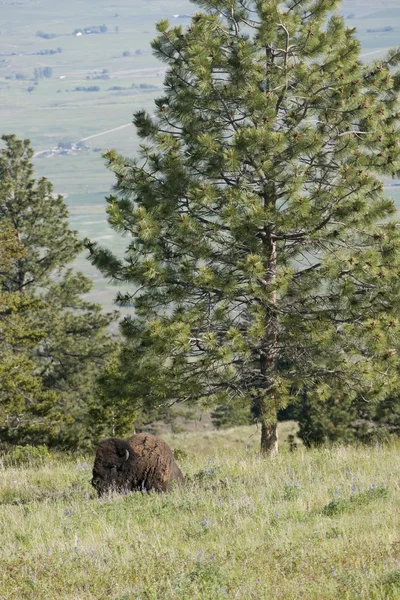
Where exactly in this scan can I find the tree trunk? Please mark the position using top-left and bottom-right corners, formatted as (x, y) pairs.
(261, 418), (278, 455)
(16, 231), (26, 293)
(259, 189), (279, 454)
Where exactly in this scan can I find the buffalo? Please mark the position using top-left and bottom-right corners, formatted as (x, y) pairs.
(91, 432), (185, 496)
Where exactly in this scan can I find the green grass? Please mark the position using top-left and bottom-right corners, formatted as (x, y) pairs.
(1, 424), (400, 599)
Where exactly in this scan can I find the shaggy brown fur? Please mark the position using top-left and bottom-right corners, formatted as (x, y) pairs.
(92, 433), (184, 496)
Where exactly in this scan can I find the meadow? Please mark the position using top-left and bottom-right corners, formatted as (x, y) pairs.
(2, 5), (400, 598)
(1, 423), (400, 599)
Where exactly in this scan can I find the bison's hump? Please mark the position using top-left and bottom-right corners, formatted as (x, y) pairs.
(127, 433), (175, 460)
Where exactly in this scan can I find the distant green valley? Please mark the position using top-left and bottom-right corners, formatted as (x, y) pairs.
(1, 0), (400, 308)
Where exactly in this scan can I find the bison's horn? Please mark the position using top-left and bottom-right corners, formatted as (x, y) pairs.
(125, 449), (129, 461)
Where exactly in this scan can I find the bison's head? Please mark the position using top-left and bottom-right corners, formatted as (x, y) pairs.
(92, 438), (131, 496)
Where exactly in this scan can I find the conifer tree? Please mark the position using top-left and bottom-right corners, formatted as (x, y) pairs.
(0, 226), (57, 442)
(297, 390), (357, 446)
(297, 384), (400, 445)
(0, 136), (82, 293)
(211, 396), (252, 429)
(0, 135), (117, 448)
(87, 0), (400, 453)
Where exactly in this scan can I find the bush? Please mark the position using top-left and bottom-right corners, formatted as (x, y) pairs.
(173, 448), (188, 462)
(73, 25), (108, 35)
(33, 67), (53, 80)
(297, 388), (400, 447)
(211, 397), (252, 429)
(2, 444), (51, 467)
(73, 86), (100, 92)
(36, 31), (56, 39)
(322, 486), (389, 517)
(383, 570), (400, 592)
(297, 391), (358, 447)
(367, 26), (393, 33)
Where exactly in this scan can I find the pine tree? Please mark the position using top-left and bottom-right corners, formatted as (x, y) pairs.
(0, 136), (81, 293)
(211, 396), (252, 429)
(297, 383), (400, 445)
(0, 226), (57, 442)
(87, 352), (179, 441)
(369, 393), (400, 440)
(87, 0), (400, 453)
(297, 390), (357, 446)
(0, 135), (118, 448)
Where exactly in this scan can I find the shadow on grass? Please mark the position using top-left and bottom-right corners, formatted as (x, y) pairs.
(322, 486), (389, 517)
(0, 487), (97, 506)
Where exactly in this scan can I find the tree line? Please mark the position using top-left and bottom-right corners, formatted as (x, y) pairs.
(2, 0), (400, 453)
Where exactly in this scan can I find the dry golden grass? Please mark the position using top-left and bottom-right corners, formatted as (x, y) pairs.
(0, 425), (399, 599)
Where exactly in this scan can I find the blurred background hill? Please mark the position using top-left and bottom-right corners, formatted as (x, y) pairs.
(2, 0), (400, 310)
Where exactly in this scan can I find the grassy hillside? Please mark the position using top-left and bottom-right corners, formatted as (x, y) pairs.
(1, 425), (400, 599)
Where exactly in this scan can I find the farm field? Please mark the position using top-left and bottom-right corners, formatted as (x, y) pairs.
(1, 424), (400, 599)
(1, 0), (400, 310)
